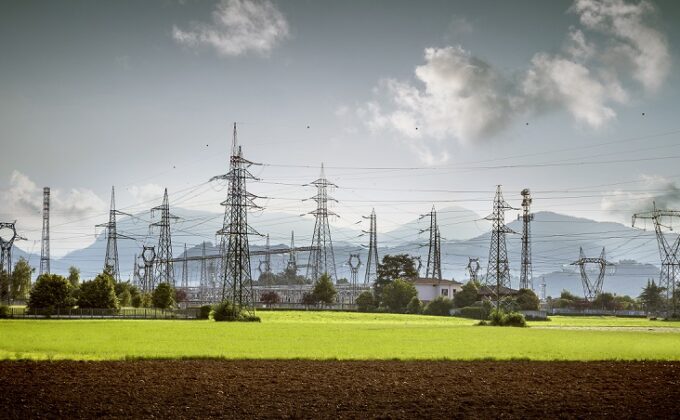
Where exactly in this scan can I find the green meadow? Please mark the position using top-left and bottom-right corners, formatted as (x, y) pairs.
(1, 311), (679, 361)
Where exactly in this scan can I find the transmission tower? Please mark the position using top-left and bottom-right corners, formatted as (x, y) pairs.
(141, 246), (156, 293)
(633, 202), (680, 314)
(212, 123), (261, 314)
(0, 222), (26, 276)
(95, 186), (132, 281)
(570, 247), (613, 302)
(485, 185), (515, 308)
(286, 231), (298, 275)
(181, 243), (189, 288)
(467, 257), (481, 282)
(39, 187), (50, 276)
(258, 234), (272, 275)
(200, 242), (208, 302)
(131, 253), (140, 287)
(519, 188), (534, 290)
(306, 163), (338, 283)
(420, 206), (442, 280)
(348, 253), (361, 303)
(151, 188), (178, 287)
(539, 277), (546, 301)
(363, 209), (379, 284)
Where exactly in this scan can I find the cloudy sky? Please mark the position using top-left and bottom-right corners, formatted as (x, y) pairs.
(1, 0), (679, 258)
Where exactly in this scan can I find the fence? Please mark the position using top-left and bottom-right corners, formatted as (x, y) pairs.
(6, 307), (201, 319)
(548, 308), (647, 317)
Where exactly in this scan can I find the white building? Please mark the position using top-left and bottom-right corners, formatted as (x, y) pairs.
(411, 278), (464, 303)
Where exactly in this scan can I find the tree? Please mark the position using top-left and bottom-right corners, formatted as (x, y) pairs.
(638, 279), (665, 314)
(67, 266), (80, 288)
(261, 290), (281, 304)
(152, 282), (175, 309)
(515, 288), (540, 310)
(355, 291), (376, 312)
(423, 296), (454, 316)
(118, 288), (132, 307)
(382, 278), (417, 313)
(27, 274), (75, 310)
(301, 292), (317, 306)
(174, 288), (188, 304)
(453, 281), (480, 308)
(592, 292), (617, 311)
(11, 258), (33, 302)
(312, 273), (337, 305)
(0, 270), (9, 304)
(257, 271), (276, 286)
(114, 282), (136, 307)
(405, 296), (423, 314)
(78, 271), (119, 309)
(614, 295), (638, 311)
(336, 278), (349, 285)
(374, 254), (418, 305)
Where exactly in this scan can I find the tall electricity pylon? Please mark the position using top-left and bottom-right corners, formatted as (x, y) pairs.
(96, 186), (132, 282)
(348, 253), (361, 303)
(363, 209), (379, 284)
(467, 257), (481, 283)
(306, 163), (338, 283)
(0, 222), (25, 277)
(39, 187), (50, 276)
(286, 231), (298, 275)
(212, 123), (261, 314)
(141, 246), (156, 293)
(420, 206), (441, 280)
(633, 202), (680, 314)
(258, 234), (272, 275)
(181, 243), (189, 288)
(485, 185), (515, 308)
(570, 247), (613, 302)
(200, 242), (208, 302)
(519, 188), (534, 290)
(152, 189), (178, 287)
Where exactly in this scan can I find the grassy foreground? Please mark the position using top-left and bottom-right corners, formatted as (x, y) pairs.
(1, 311), (679, 361)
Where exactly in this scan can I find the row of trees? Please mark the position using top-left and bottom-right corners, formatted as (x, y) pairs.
(17, 267), (178, 312)
(0, 258), (33, 303)
(548, 280), (672, 314)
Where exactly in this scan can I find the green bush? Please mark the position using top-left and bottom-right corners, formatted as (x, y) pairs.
(423, 296), (454, 316)
(212, 301), (261, 322)
(27, 274), (75, 311)
(0, 305), (10, 319)
(405, 296), (423, 314)
(152, 282), (175, 309)
(355, 291), (376, 312)
(78, 271), (119, 309)
(198, 305), (212, 320)
(485, 309), (527, 327)
(382, 278), (417, 313)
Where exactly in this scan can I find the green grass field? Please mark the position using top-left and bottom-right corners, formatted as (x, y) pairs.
(1, 311), (679, 361)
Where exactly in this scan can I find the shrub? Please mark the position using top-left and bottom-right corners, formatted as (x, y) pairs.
(118, 289), (132, 307)
(78, 271), (119, 309)
(355, 291), (376, 312)
(27, 274), (75, 311)
(423, 296), (454, 316)
(261, 291), (281, 305)
(515, 288), (540, 310)
(198, 305), (212, 320)
(405, 296), (423, 314)
(212, 301), (261, 322)
(0, 305), (10, 319)
(131, 293), (142, 308)
(301, 292), (318, 306)
(485, 309), (527, 327)
(152, 282), (175, 309)
(459, 305), (488, 320)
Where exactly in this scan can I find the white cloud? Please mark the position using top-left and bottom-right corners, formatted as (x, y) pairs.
(360, 0), (670, 162)
(172, 0), (289, 57)
(128, 183), (165, 204)
(602, 175), (680, 219)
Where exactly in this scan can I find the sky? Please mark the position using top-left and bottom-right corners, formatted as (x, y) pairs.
(1, 0), (680, 258)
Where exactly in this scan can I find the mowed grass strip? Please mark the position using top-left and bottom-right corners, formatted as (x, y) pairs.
(1, 311), (679, 361)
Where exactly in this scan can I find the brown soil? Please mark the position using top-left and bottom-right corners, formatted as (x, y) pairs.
(1, 360), (679, 419)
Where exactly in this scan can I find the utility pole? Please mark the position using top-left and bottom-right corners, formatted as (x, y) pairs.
(363, 209), (379, 284)
(286, 231), (297, 277)
(420, 206), (442, 280)
(258, 234), (272, 275)
(39, 187), (50, 276)
(152, 188), (178, 287)
(212, 123), (261, 315)
(305, 163), (338, 283)
(633, 202), (680, 316)
(96, 186), (132, 281)
(0, 222), (26, 304)
(570, 247), (613, 302)
(141, 246), (156, 294)
(467, 257), (480, 283)
(200, 242), (208, 302)
(519, 188), (534, 291)
(485, 185), (515, 309)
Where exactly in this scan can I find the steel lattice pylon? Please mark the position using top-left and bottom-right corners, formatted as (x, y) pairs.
(152, 188), (178, 287)
(39, 187), (50, 276)
(306, 163), (338, 283)
(96, 186), (132, 281)
(363, 209), (379, 284)
(181, 243), (189, 288)
(348, 253), (361, 303)
(570, 247), (613, 302)
(141, 246), (156, 293)
(212, 123), (261, 315)
(421, 206), (442, 280)
(0, 222), (26, 304)
(258, 234), (272, 275)
(485, 185), (515, 308)
(633, 202), (680, 315)
(467, 257), (481, 283)
(519, 188), (534, 291)
(286, 231), (298, 276)
(200, 242), (208, 302)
